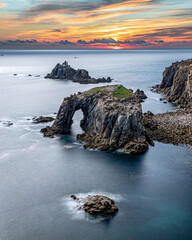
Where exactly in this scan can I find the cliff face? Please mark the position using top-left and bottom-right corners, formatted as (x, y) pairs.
(41, 85), (150, 154)
(156, 59), (192, 107)
(45, 61), (112, 84)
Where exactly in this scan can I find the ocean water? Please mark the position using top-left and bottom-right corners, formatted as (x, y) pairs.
(0, 49), (192, 240)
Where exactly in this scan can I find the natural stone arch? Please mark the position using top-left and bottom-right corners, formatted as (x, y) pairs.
(41, 85), (151, 154)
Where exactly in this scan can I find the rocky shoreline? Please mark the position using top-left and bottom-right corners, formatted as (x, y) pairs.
(41, 85), (151, 154)
(45, 61), (112, 84)
(143, 109), (192, 145)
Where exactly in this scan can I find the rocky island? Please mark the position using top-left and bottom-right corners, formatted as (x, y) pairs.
(71, 194), (119, 217)
(45, 61), (112, 84)
(41, 85), (151, 154)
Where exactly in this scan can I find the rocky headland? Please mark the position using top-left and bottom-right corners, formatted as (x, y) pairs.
(71, 194), (119, 217)
(45, 61), (112, 84)
(148, 59), (192, 146)
(41, 85), (151, 154)
(153, 59), (192, 108)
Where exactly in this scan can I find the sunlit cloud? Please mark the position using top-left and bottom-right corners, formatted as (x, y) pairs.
(0, 0), (191, 48)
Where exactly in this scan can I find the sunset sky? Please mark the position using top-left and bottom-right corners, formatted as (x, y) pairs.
(0, 0), (191, 49)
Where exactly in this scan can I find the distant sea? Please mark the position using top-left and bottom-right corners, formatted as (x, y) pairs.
(0, 49), (192, 240)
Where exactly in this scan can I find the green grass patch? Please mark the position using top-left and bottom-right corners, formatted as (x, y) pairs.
(112, 85), (134, 98)
(85, 86), (107, 96)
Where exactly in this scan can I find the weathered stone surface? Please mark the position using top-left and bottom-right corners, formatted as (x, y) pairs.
(45, 61), (112, 84)
(71, 194), (119, 217)
(143, 109), (192, 145)
(154, 59), (192, 107)
(41, 85), (150, 154)
(33, 116), (55, 124)
(135, 89), (147, 100)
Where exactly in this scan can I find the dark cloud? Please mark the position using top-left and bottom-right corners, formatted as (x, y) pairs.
(154, 40), (164, 43)
(23, 0), (162, 16)
(77, 38), (151, 45)
(136, 27), (192, 38)
(0, 37), (191, 49)
(56, 40), (75, 45)
(0, 39), (74, 47)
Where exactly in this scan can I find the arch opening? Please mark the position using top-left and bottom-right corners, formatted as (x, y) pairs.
(71, 109), (85, 136)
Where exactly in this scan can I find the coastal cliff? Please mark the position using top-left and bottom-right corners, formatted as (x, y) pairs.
(41, 85), (150, 154)
(154, 59), (192, 107)
(45, 61), (112, 84)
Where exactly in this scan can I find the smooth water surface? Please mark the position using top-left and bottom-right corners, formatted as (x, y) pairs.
(0, 49), (192, 240)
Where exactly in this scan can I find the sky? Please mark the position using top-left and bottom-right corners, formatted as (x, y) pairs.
(0, 0), (192, 49)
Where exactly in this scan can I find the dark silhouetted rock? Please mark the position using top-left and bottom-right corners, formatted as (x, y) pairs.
(45, 61), (112, 84)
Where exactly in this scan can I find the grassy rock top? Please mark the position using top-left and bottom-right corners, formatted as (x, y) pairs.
(84, 85), (134, 99)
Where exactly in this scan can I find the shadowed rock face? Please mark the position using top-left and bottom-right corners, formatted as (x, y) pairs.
(45, 61), (112, 84)
(41, 85), (150, 154)
(154, 59), (192, 107)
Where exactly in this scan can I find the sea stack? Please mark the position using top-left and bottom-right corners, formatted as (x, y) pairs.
(41, 85), (151, 154)
(45, 61), (112, 84)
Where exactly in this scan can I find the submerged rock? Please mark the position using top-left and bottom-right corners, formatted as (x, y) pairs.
(33, 116), (55, 124)
(2, 121), (13, 127)
(45, 61), (112, 84)
(154, 59), (192, 107)
(41, 85), (151, 154)
(71, 195), (119, 217)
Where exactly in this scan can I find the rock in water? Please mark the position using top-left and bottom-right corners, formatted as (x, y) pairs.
(71, 195), (119, 217)
(154, 59), (192, 107)
(41, 85), (150, 154)
(45, 61), (112, 84)
(33, 116), (55, 124)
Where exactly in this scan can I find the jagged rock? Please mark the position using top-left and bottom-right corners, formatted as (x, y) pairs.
(154, 59), (192, 107)
(33, 116), (55, 124)
(71, 195), (119, 217)
(45, 61), (112, 84)
(135, 89), (147, 100)
(41, 85), (151, 154)
(143, 109), (192, 145)
(2, 121), (13, 127)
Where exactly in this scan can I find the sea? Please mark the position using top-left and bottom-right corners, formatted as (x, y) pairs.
(0, 49), (192, 240)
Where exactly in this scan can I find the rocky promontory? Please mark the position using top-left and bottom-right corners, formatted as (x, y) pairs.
(154, 59), (192, 107)
(45, 61), (112, 84)
(41, 85), (151, 154)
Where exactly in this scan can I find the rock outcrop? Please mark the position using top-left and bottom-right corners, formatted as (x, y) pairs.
(45, 61), (112, 84)
(71, 194), (119, 217)
(33, 116), (55, 124)
(41, 85), (151, 154)
(143, 109), (192, 145)
(154, 59), (192, 107)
